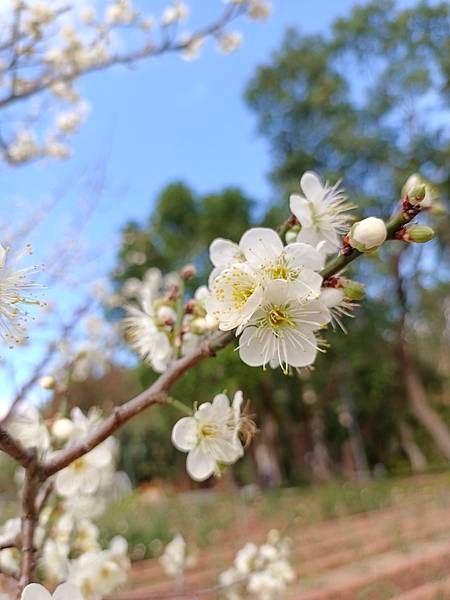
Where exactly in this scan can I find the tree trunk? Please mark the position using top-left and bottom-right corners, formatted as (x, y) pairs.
(400, 344), (450, 459)
(399, 420), (428, 472)
(393, 253), (450, 460)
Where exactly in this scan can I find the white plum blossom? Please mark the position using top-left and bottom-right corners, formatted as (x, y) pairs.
(21, 583), (83, 600)
(0, 243), (42, 344)
(160, 533), (196, 578)
(161, 1), (189, 25)
(172, 391), (245, 481)
(218, 32), (243, 53)
(124, 300), (174, 373)
(7, 406), (50, 453)
(238, 280), (330, 372)
(348, 217), (387, 251)
(290, 171), (353, 254)
(239, 227), (324, 300)
(67, 536), (129, 600)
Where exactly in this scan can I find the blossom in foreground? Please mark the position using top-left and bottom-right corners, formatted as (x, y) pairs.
(219, 530), (295, 600)
(206, 227), (324, 333)
(238, 280), (330, 372)
(21, 583), (83, 600)
(160, 533), (196, 578)
(320, 287), (356, 333)
(348, 217), (387, 252)
(171, 392), (245, 481)
(289, 171), (353, 254)
(239, 227), (324, 300)
(0, 243), (42, 345)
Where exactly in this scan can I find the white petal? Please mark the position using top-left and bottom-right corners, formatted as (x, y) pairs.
(283, 329), (318, 368)
(55, 468), (79, 497)
(186, 446), (216, 481)
(263, 279), (291, 306)
(21, 584), (52, 600)
(297, 299), (331, 328)
(172, 417), (198, 452)
(53, 583), (84, 600)
(300, 171), (325, 204)
(238, 327), (265, 367)
(291, 270), (323, 300)
(211, 394), (231, 421)
(296, 226), (323, 248)
(289, 195), (312, 227)
(209, 238), (241, 267)
(239, 228), (283, 268)
(209, 438), (242, 463)
(284, 243), (324, 271)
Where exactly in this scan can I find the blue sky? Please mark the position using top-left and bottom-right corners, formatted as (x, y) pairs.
(0, 0), (421, 396)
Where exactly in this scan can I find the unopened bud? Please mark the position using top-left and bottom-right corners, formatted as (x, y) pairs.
(342, 280), (365, 301)
(51, 418), (74, 441)
(180, 264), (196, 280)
(402, 174), (434, 207)
(39, 375), (55, 390)
(156, 305), (176, 325)
(405, 225), (435, 244)
(348, 217), (387, 252)
(190, 317), (208, 335)
(285, 229), (298, 244)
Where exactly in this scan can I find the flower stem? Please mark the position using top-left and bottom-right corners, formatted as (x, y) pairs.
(169, 397), (193, 417)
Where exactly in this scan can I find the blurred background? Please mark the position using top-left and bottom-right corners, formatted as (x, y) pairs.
(1, 0), (450, 597)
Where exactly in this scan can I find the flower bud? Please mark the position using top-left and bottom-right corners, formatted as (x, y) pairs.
(405, 225), (435, 244)
(180, 264), (197, 280)
(39, 375), (55, 390)
(51, 418), (74, 442)
(348, 217), (387, 252)
(156, 305), (176, 325)
(342, 280), (365, 301)
(402, 174), (434, 207)
(285, 230), (298, 244)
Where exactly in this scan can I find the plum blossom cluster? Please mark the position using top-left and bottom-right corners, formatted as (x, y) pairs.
(123, 268), (218, 373)
(0, 0), (270, 164)
(219, 530), (295, 600)
(2, 406), (130, 599)
(205, 172), (359, 372)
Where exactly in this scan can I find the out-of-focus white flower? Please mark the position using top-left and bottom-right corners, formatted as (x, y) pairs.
(68, 537), (129, 600)
(105, 0), (135, 25)
(81, 6), (96, 25)
(348, 217), (387, 252)
(220, 530), (295, 600)
(248, 0), (271, 20)
(181, 35), (204, 61)
(41, 539), (70, 582)
(8, 130), (39, 163)
(161, 1), (189, 25)
(290, 171), (353, 254)
(160, 533), (196, 578)
(0, 243), (42, 344)
(7, 406), (50, 452)
(218, 31), (242, 53)
(21, 583), (83, 600)
(51, 418), (75, 442)
(172, 391), (245, 481)
(238, 280), (330, 372)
